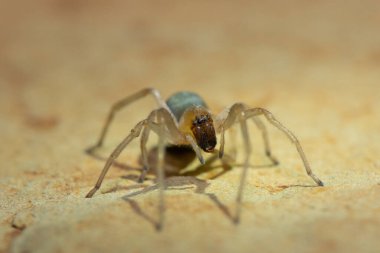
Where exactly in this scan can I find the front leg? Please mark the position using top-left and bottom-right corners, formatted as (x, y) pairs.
(215, 103), (324, 187)
(215, 103), (251, 223)
(215, 103), (246, 159)
(216, 104), (278, 165)
(214, 103), (324, 223)
(85, 120), (146, 198)
(245, 107), (324, 186)
(185, 135), (205, 165)
(252, 117), (278, 165)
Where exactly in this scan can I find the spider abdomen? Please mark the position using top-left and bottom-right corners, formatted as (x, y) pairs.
(166, 91), (208, 121)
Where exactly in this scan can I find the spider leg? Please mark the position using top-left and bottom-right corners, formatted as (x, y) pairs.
(144, 108), (185, 230)
(86, 107), (185, 229)
(252, 117), (279, 165)
(219, 126), (225, 158)
(155, 112), (166, 230)
(138, 108), (186, 183)
(215, 103), (252, 222)
(85, 108), (181, 198)
(245, 107), (324, 186)
(215, 103), (324, 222)
(87, 88), (173, 153)
(185, 135), (205, 165)
(216, 103), (323, 186)
(218, 125), (238, 164)
(216, 103), (246, 159)
(85, 119), (146, 198)
(138, 126), (150, 183)
(235, 111), (251, 223)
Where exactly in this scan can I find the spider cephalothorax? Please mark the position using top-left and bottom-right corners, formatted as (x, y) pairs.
(191, 113), (217, 153)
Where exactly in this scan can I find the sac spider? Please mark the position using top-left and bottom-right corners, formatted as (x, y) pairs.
(85, 88), (323, 226)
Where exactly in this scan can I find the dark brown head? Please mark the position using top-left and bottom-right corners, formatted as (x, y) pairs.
(191, 113), (217, 152)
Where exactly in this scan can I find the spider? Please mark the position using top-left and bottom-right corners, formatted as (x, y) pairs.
(85, 88), (323, 226)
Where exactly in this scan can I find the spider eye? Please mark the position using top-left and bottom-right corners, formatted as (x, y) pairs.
(193, 114), (211, 126)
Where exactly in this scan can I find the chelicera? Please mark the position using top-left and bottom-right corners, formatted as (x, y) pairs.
(85, 88), (323, 227)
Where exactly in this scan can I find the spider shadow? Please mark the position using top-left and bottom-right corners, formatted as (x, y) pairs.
(119, 146), (236, 230)
(118, 146), (281, 230)
(86, 145), (241, 228)
(85, 145), (317, 230)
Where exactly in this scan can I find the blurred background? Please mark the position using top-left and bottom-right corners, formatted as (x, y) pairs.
(1, 0), (379, 252)
(2, 0), (379, 111)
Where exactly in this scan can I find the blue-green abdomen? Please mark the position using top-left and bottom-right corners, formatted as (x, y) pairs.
(166, 91), (208, 121)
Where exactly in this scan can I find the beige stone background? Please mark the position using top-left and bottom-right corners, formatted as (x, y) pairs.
(1, 0), (380, 252)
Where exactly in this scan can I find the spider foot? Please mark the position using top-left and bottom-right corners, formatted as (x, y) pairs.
(270, 156), (279, 166)
(265, 151), (279, 166)
(138, 170), (147, 183)
(233, 216), (240, 225)
(85, 144), (101, 155)
(155, 222), (163, 231)
(316, 179), (324, 186)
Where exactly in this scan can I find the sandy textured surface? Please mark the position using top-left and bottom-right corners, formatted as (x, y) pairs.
(1, 0), (380, 252)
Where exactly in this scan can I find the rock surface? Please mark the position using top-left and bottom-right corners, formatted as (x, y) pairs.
(1, 0), (380, 252)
